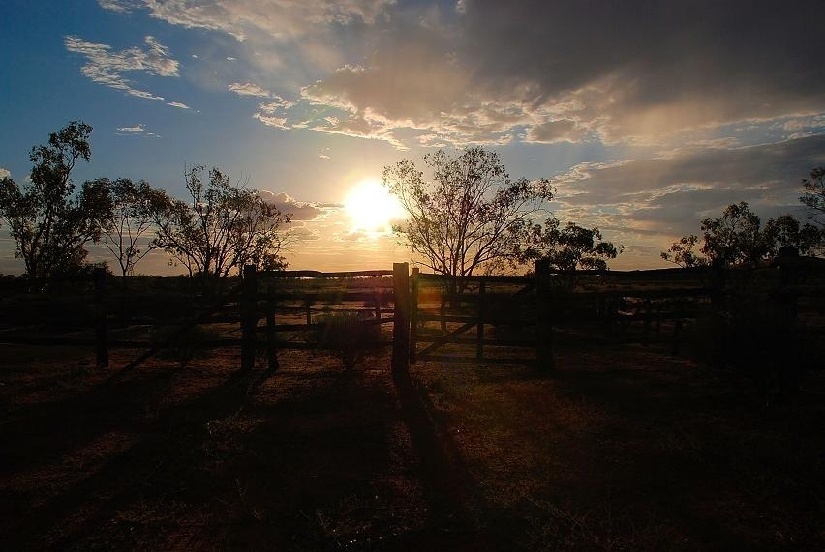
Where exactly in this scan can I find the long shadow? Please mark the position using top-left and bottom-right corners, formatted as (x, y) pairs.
(2, 365), (260, 549)
(3, 362), (404, 550)
(0, 368), (178, 474)
(389, 364), (501, 549)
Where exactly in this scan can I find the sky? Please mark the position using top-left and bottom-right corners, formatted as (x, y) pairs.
(2, 0), (825, 275)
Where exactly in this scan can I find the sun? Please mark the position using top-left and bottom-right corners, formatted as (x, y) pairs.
(345, 179), (405, 235)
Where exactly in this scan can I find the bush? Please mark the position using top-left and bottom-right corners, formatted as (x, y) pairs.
(311, 312), (383, 370)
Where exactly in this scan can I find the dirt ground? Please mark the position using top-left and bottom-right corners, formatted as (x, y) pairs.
(1, 334), (824, 550)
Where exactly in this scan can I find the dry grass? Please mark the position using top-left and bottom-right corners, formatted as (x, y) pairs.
(2, 326), (824, 549)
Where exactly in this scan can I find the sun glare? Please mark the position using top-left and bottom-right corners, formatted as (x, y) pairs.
(345, 179), (405, 235)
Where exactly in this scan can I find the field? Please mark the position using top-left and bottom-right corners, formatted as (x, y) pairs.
(2, 332), (824, 549)
(1, 272), (824, 549)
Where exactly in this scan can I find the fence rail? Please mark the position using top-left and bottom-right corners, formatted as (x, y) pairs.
(2, 255), (824, 373)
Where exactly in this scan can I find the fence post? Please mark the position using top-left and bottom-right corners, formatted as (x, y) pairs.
(241, 265), (258, 371)
(94, 267), (108, 368)
(476, 279), (486, 361)
(410, 267), (419, 364)
(535, 259), (555, 373)
(392, 262), (410, 374)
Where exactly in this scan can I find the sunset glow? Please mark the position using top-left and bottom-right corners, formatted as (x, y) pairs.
(344, 179), (406, 235)
(1, 1), (824, 274)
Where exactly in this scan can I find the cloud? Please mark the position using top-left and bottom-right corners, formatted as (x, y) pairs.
(95, 0), (825, 152)
(257, 190), (323, 220)
(547, 134), (825, 259)
(115, 123), (160, 137)
(167, 101), (190, 109)
(64, 35), (184, 104)
(228, 82), (271, 98)
(97, 0), (140, 13)
(0, 168), (10, 179)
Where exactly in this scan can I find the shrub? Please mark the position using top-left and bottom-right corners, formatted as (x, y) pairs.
(311, 312), (383, 370)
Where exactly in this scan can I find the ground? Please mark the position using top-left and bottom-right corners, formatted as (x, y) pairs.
(1, 333), (824, 550)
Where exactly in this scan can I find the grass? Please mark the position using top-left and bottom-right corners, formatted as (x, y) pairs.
(411, 334), (825, 549)
(1, 271), (824, 549)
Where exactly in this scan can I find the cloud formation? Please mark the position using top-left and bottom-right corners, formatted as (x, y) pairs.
(105, 0), (824, 151)
(115, 124), (161, 137)
(257, 190), (323, 220)
(0, 168), (11, 179)
(64, 35), (186, 107)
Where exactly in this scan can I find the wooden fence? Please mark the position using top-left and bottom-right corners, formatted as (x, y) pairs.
(2, 253), (823, 374)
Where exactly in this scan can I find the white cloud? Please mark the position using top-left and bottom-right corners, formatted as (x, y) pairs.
(115, 123), (161, 137)
(65, 35), (184, 105)
(167, 101), (190, 109)
(97, 0), (140, 13)
(257, 190), (323, 220)
(0, 167), (10, 179)
(228, 82), (271, 98)
(116, 124), (145, 133)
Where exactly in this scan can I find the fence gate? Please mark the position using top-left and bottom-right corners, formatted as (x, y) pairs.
(410, 271), (537, 365)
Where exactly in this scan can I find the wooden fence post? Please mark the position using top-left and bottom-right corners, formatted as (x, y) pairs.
(392, 262), (410, 374)
(94, 267), (108, 368)
(410, 267), (419, 364)
(535, 259), (555, 372)
(241, 265), (258, 371)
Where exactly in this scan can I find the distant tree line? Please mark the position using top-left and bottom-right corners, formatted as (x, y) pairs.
(0, 121), (291, 287)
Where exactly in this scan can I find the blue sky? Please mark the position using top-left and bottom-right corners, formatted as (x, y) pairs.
(2, 0), (825, 274)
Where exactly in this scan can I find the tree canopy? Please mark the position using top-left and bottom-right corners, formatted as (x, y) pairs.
(383, 147), (553, 291)
(99, 178), (159, 280)
(150, 165), (291, 286)
(661, 202), (820, 268)
(0, 121), (111, 277)
(519, 219), (621, 271)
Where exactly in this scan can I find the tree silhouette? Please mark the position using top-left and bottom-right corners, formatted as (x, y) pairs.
(99, 178), (159, 281)
(150, 166), (290, 288)
(0, 121), (111, 277)
(520, 219), (621, 271)
(662, 202), (820, 267)
(383, 147), (552, 292)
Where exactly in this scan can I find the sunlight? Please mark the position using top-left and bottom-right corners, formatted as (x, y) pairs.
(344, 178), (405, 235)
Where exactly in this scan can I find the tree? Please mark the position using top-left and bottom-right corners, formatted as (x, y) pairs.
(699, 202), (767, 266)
(800, 166), (825, 226)
(762, 214), (821, 257)
(150, 166), (290, 287)
(661, 202), (820, 268)
(520, 218), (621, 271)
(383, 147), (553, 292)
(660, 234), (707, 268)
(99, 178), (159, 281)
(0, 121), (111, 278)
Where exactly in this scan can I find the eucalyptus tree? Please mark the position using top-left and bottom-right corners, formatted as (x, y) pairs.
(661, 202), (820, 267)
(98, 178), (159, 281)
(0, 121), (111, 278)
(383, 147), (553, 293)
(520, 219), (621, 271)
(150, 165), (291, 290)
